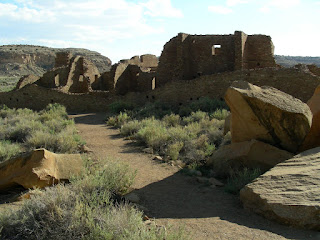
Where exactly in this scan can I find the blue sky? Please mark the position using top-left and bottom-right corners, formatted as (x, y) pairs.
(0, 0), (319, 63)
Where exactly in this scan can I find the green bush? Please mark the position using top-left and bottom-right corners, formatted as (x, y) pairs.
(0, 141), (22, 163)
(107, 112), (131, 128)
(224, 168), (262, 195)
(190, 97), (228, 113)
(167, 141), (184, 161)
(211, 109), (229, 120)
(108, 101), (135, 114)
(162, 114), (181, 127)
(0, 104), (82, 157)
(136, 121), (169, 153)
(0, 157), (186, 239)
(120, 120), (142, 137)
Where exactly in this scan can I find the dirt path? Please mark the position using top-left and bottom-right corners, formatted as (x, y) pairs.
(72, 113), (319, 240)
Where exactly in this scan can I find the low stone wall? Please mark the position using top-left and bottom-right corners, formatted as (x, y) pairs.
(0, 68), (319, 112)
(125, 68), (320, 106)
(0, 84), (118, 112)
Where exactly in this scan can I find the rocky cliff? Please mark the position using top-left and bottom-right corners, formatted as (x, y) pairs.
(0, 45), (112, 77)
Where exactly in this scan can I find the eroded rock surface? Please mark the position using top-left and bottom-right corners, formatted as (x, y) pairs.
(0, 149), (83, 190)
(300, 84), (320, 151)
(225, 81), (312, 153)
(208, 139), (293, 176)
(240, 147), (320, 230)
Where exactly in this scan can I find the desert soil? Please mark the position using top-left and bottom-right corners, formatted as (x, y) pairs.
(71, 113), (319, 240)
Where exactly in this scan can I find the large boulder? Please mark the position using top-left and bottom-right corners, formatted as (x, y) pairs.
(207, 139), (293, 177)
(300, 85), (320, 151)
(225, 81), (312, 153)
(0, 149), (83, 190)
(240, 147), (320, 230)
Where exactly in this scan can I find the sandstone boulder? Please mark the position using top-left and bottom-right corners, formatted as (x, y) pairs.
(300, 85), (320, 151)
(207, 139), (293, 177)
(223, 114), (231, 135)
(0, 149), (83, 190)
(240, 147), (320, 230)
(225, 81), (312, 153)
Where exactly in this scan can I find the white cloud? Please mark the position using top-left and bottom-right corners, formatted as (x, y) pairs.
(260, 0), (300, 12)
(226, 0), (249, 7)
(141, 0), (183, 18)
(208, 5), (233, 14)
(269, 0), (300, 8)
(0, 0), (180, 62)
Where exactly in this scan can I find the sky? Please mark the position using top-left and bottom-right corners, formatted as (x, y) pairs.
(0, 0), (319, 63)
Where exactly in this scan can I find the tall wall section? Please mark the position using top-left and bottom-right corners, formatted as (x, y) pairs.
(156, 31), (276, 87)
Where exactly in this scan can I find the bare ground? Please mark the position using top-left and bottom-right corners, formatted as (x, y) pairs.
(71, 113), (320, 240)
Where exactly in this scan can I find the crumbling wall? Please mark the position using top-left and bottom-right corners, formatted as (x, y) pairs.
(36, 54), (100, 93)
(15, 74), (40, 90)
(54, 52), (72, 68)
(0, 84), (117, 112)
(96, 54), (158, 94)
(156, 31), (276, 87)
(243, 35), (275, 69)
(137, 68), (156, 92)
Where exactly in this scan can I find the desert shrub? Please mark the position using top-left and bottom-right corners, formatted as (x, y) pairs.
(190, 97), (228, 113)
(211, 109), (229, 120)
(120, 120), (143, 137)
(0, 141), (22, 163)
(108, 101), (135, 114)
(39, 103), (68, 121)
(0, 104), (82, 156)
(136, 121), (169, 153)
(107, 112), (131, 128)
(134, 101), (175, 119)
(182, 111), (208, 124)
(162, 113), (181, 127)
(224, 168), (262, 194)
(106, 99), (229, 171)
(166, 141), (184, 161)
(25, 126), (80, 153)
(0, 157), (186, 240)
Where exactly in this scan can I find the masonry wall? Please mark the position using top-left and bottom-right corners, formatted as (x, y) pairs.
(156, 31), (276, 87)
(156, 33), (236, 87)
(243, 35), (275, 69)
(0, 84), (116, 112)
(127, 68), (320, 106)
(54, 52), (72, 68)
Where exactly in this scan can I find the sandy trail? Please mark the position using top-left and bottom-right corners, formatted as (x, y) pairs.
(71, 112), (319, 240)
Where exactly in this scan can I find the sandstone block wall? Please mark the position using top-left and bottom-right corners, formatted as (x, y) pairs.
(156, 31), (276, 87)
(36, 54), (100, 93)
(54, 52), (72, 68)
(126, 68), (320, 106)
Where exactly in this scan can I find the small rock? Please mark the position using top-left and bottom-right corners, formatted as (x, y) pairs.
(195, 170), (202, 177)
(143, 148), (153, 154)
(124, 192), (140, 203)
(153, 156), (163, 161)
(144, 220), (152, 225)
(174, 160), (186, 168)
(196, 177), (209, 184)
(79, 145), (92, 153)
(208, 178), (224, 187)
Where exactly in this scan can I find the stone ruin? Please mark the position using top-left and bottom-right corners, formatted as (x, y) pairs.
(1, 30), (319, 112)
(35, 52), (100, 93)
(23, 52), (159, 95)
(96, 54), (158, 95)
(156, 31), (276, 87)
